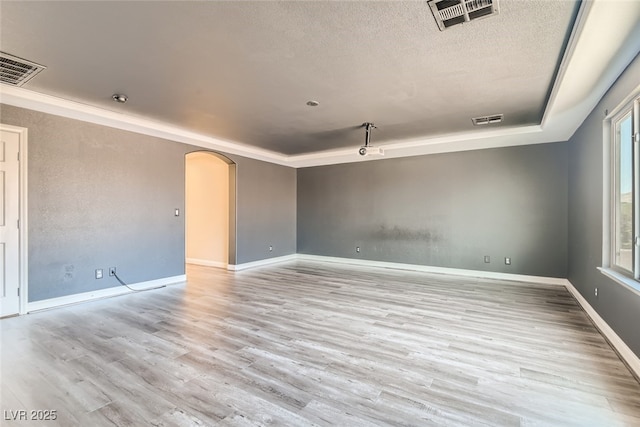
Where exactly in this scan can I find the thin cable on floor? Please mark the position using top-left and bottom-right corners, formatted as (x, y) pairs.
(113, 271), (166, 293)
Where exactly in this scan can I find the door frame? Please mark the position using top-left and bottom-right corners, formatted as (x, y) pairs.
(0, 124), (28, 315)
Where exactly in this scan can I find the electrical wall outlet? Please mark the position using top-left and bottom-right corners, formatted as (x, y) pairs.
(595, 288), (598, 297)
(109, 267), (116, 277)
(484, 256), (490, 263)
(505, 257), (511, 265)
(269, 245), (273, 252)
(356, 246), (360, 253)
(95, 269), (103, 279)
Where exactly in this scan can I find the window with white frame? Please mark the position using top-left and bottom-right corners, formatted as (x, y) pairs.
(608, 94), (640, 280)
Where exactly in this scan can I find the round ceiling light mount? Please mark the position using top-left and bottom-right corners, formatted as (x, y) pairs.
(306, 100), (319, 107)
(112, 93), (128, 103)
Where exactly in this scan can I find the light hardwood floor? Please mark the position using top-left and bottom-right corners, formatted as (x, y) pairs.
(1, 261), (640, 426)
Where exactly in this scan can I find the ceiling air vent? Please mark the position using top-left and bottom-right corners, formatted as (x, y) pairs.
(428, 0), (499, 31)
(0, 52), (46, 87)
(472, 114), (503, 126)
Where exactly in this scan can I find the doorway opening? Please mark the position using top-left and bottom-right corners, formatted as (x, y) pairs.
(185, 151), (236, 270)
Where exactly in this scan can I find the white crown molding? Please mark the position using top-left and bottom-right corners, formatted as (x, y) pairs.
(0, 85), (562, 168)
(0, 85), (564, 168)
(1, 0), (638, 169)
(0, 86), (291, 167)
(286, 125), (549, 168)
(541, 0), (640, 141)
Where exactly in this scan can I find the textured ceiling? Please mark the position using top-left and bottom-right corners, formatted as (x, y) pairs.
(0, 1), (580, 155)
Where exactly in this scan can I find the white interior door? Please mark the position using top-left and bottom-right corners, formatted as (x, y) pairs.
(0, 129), (20, 317)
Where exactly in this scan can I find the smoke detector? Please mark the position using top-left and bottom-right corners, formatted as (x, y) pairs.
(0, 52), (46, 87)
(428, 0), (500, 31)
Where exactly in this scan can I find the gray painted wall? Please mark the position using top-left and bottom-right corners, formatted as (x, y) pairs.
(0, 104), (296, 301)
(298, 143), (568, 278)
(235, 157), (297, 264)
(568, 53), (640, 358)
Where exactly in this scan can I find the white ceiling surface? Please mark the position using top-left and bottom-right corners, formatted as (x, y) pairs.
(0, 1), (639, 168)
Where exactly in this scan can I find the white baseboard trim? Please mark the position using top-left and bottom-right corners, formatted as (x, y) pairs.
(27, 275), (186, 313)
(186, 258), (227, 269)
(298, 255), (640, 377)
(297, 254), (567, 286)
(228, 254), (298, 271)
(564, 279), (640, 379)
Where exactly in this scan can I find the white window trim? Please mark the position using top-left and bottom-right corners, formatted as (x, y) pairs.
(602, 84), (640, 292)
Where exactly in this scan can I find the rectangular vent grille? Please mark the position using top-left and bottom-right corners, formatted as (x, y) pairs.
(472, 114), (503, 126)
(428, 0), (499, 31)
(0, 52), (46, 87)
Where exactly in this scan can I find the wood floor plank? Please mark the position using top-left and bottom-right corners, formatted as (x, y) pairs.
(1, 260), (640, 426)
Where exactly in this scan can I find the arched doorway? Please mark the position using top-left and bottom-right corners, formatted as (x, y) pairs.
(185, 151), (236, 268)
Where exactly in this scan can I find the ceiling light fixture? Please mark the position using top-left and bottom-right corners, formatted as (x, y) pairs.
(306, 100), (319, 107)
(112, 93), (128, 103)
